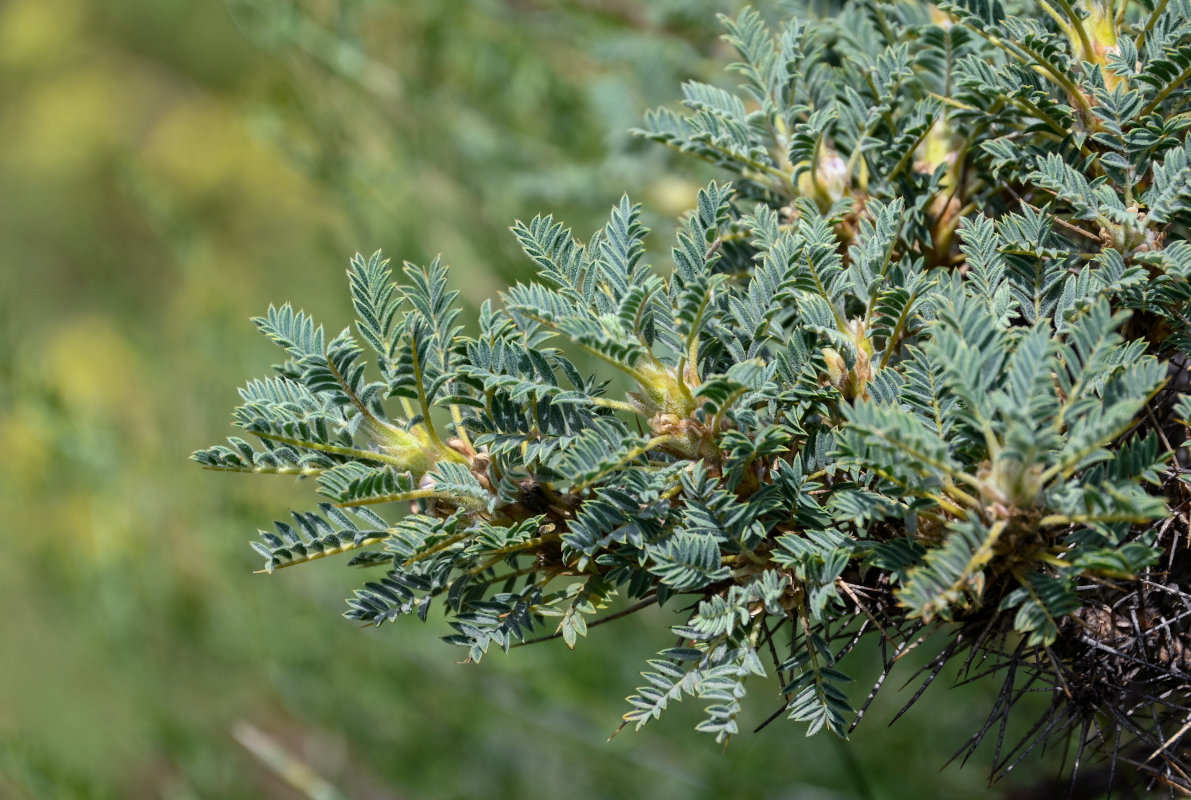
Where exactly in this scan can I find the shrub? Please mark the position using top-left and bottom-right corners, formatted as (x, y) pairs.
(196, 1), (1191, 792)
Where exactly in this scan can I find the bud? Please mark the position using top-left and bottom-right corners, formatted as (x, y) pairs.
(372, 423), (434, 476)
(820, 319), (874, 400)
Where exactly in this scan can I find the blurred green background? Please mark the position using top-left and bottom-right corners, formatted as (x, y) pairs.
(0, 1), (1059, 797)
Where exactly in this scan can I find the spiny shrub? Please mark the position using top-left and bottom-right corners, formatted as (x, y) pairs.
(196, 1), (1191, 792)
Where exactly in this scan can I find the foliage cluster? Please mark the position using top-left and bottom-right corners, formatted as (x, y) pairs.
(197, 0), (1191, 791)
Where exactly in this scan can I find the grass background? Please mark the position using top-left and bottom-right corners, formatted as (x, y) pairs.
(0, 1), (1060, 797)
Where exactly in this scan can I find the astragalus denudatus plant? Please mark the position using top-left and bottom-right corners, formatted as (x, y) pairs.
(196, 1), (1191, 792)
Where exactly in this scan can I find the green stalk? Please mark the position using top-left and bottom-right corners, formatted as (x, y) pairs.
(252, 431), (417, 470)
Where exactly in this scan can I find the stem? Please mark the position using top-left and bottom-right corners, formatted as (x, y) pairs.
(1021, 45), (1097, 126)
(652, 140), (790, 197)
(1139, 61), (1191, 118)
(450, 404), (473, 450)
(843, 125), (874, 190)
(514, 312), (654, 387)
(928, 91), (980, 113)
(974, 27), (1097, 129)
(1038, 511), (1161, 527)
(590, 396), (645, 414)
(876, 286), (919, 371)
(681, 272), (721, 389)
(1011, 95), (1077, 141)
(970, 519), (1008, 583)
(470, 565), (544, 589)
(884, 110), (939, 184)
(1048, 0), (1095, 63)
(336, 488), (486, 511)
(808, 126), (830, 202)
(1037, 0), (1080, 50)
(252, 431), (415, 469)
(256, 535), (388, 572)
(401, 530), (473, 568)
(709, 386), (751, 434)
(1011, 566), (1066, 637)
(327, 353), (399, 439)
(200, 464), (326, 476)
(574, 435), (683, 490)
(1135, 0), (1170, 52)
(941, 482), (982, 511)
(771, 115), (795, 176)
(700, 140), (793, 189)
(474, 533), (562, 559)
(468, 552), (515, 577)
(1045, 381), (1166, 483)
(852, 423), (986, 493)
(408, 328), (450, 456)
(512, 595), (658, 648)
(659, 480), (686, 501)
